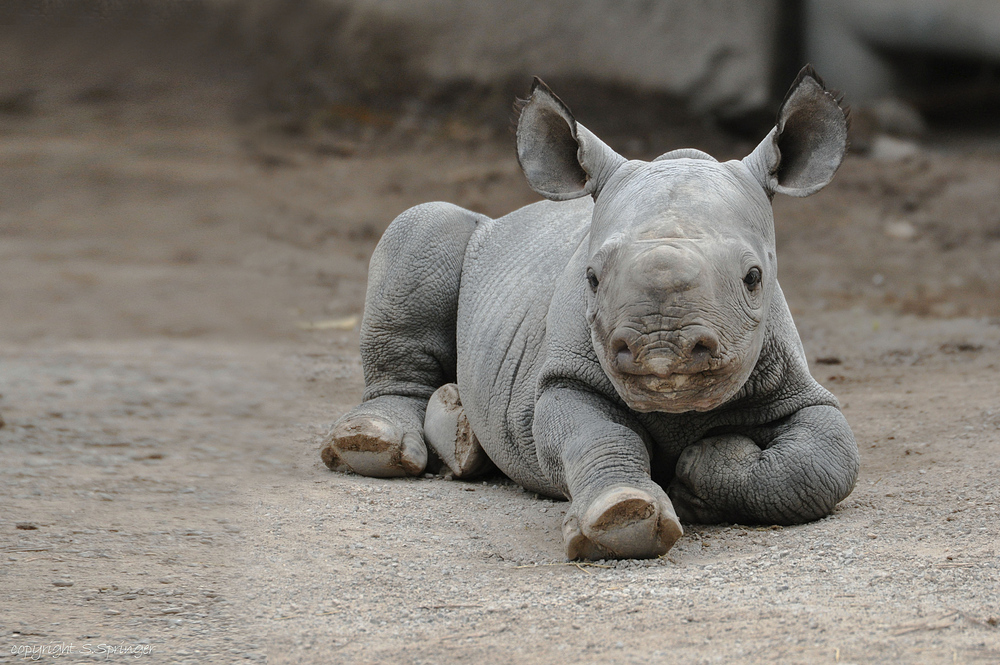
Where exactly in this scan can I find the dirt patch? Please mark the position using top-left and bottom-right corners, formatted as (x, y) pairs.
(1, 17), (999, 665)
(590, 497), (658, 531)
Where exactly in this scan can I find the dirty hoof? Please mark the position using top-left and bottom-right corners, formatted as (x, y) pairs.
(424, 384), (495, 479)
(321, 415), (427, 478)
(564, 487), (683, 560)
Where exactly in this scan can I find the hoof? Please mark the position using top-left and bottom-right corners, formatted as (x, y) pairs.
(321, 415), (427, 478)
(564, 487), (683, 560)
(424, 384), (495, 478)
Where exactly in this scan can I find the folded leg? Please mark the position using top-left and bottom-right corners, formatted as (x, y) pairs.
(668, 405), (860, 524)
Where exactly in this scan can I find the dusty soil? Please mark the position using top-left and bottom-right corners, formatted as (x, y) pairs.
(1, 41), (1000, 665)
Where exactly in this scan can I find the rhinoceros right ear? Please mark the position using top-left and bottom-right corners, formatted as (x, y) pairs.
(516, 78), (626, 201)
(743, 65), (848, 198)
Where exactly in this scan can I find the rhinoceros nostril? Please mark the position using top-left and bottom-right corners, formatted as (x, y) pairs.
(617, 347), (634, 367)
(612, 340), (634, 368)
(685, 328), (720, 369)
(609, 334), (639, 372)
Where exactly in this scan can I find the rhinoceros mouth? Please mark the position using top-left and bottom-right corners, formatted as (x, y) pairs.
(593, 326), (747, 412)
(612, 366), (740, 413)
(619, 364), (726, 380)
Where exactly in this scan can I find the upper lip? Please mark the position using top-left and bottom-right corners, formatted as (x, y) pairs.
(616, 368), (735, 410)
(612, 345), (727, 377)
(625, 370), (724, 390)
(620, 364), (722, 378)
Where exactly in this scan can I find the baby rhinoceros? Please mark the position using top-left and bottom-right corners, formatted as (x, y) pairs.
(322, 67), (861, 560)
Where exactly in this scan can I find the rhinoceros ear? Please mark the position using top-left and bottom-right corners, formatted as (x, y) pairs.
(743, 65), (848, 198)
(516, 78), (626, 201)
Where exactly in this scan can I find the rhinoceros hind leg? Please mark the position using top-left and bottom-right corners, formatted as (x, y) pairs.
(424, 384), (495, 479)
(322, 203), (484, 477)
(564, 486), (683, 560)
(321, 395), (428, 477)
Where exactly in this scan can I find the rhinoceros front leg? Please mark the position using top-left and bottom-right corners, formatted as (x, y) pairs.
(533, 387), (683, 560)
(668, 405), (860, 525)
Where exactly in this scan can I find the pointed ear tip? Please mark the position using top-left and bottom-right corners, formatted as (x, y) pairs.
(796, 63), (824, 88)
(778, 64), (849, 129)
(530, 76), (551, 96)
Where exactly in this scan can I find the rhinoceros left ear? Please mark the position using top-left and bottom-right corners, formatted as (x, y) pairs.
(743, 65), (848, 198)
(516, 78), (626, 201)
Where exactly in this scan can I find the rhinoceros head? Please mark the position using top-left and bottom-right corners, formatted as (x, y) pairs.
(516, 67), (848, 413)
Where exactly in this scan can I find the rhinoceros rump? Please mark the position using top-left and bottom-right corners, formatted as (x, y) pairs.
(321, 66), (860, 561)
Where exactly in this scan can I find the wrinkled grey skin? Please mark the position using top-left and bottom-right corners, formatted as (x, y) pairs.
(322, 67), (861, 560)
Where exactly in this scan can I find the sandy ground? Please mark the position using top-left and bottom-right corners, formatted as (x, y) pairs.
(1, 65), (999, 665)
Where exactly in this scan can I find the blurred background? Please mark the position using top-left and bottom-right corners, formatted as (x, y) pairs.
(2, 0), (1000, 344)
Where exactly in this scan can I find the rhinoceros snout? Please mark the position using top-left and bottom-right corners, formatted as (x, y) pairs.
(609, 325), (721, 377)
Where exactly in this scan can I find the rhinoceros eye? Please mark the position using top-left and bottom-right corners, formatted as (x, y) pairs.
(586, 268), (600, 292)
(743, 267), (762, 291)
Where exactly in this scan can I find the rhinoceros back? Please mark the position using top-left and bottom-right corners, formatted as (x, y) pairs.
(456, 197), (592, 495)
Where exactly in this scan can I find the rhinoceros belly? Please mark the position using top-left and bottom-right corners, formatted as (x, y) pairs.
(456, 197), (591, 495)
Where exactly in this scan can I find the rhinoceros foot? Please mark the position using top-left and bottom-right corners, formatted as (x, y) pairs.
(321, 412), (427, 478)
(424, 384), (496, 479)
(564, 486), (683, 560)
